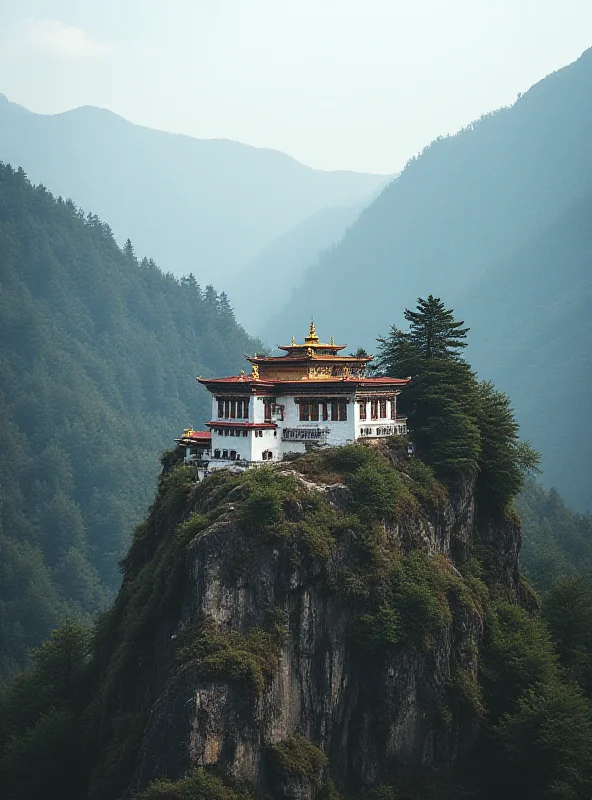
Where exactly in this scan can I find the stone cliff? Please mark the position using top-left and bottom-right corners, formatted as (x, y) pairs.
(88, 441), (523, 800)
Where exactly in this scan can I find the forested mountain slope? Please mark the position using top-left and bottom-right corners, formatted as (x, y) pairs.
(458, 185), (592, 511)
(0, 94), (387, 286)
(0, 163), (259, 677)
(267, 47), (592, 346)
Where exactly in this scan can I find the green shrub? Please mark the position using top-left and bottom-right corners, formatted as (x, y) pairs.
(135, 768), (249, 800)
(269, 735), (327, 783)
(354, 552), (484, 652)
(175, 512), (210, 544)
(446, 668), (484, 717)
(239, 468), (298, 537)
(176, 611), (287, 695)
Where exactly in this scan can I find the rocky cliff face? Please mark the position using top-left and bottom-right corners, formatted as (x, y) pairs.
(90, 443), (522, 799)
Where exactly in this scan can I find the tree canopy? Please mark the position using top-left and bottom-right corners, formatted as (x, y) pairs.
(376, 296), (539, 506)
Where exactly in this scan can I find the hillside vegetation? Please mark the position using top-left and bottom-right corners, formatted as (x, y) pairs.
(0, 162), (259, 677)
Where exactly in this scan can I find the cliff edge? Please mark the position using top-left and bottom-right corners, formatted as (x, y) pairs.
(87, 440), (522, 799)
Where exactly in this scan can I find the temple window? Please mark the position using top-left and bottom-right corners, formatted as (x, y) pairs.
(332, 401), (347, 421)
(243, 398), (250, 419)
(322, 402), (329, 421)
(359, 401), (367, 421)
(222, 449), (228, 459)
(230, 399), (236, 419)
(380, 399), (387, 418)
(224, 429), (229, 436)
(264, 399), (274, 423)
(371, 400), (378, 420)
(242, 431), (248, 437)
(214, 449), (220, 458)
(310, 402), (319, 421)
(299, 402), (310, 421)
(217, 399), (224, 418)
(230, 450), (236, 459)
(390, 399), (396, 420)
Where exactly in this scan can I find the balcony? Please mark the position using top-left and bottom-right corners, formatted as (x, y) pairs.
(282, 427), (329, 442)
(357, 418), (407, 438)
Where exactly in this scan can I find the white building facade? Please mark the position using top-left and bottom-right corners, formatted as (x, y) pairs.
(177, 324), (409, 476)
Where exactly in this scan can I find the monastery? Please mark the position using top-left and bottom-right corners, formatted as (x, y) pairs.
(177, 323), (410, 477)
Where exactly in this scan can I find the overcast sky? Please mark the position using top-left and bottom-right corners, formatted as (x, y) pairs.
(1, 1), (591, 173)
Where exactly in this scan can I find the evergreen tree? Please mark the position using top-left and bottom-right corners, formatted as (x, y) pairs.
(122, 238), (136, 262)
(544, 574), (592, 696)
(376, 296), (537, 499)
(404, 294), (469, 360)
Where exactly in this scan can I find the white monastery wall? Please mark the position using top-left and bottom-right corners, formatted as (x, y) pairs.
(279, 393), (356, 447)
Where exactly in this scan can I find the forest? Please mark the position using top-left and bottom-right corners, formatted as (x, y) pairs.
(0, 162), (260, 678)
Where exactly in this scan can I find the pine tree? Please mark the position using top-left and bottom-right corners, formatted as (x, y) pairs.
(376, 296), (537, 497)
(123, 238), (136, 262)
(404, 294), (469, 360)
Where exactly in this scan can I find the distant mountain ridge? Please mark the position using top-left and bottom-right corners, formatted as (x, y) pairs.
(0, 93), (388, 286)
(229, 203), (365, 335)
(264, 47), (592, 510)
(266, 47), (592, 344)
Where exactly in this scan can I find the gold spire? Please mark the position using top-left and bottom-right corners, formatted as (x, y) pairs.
(305, 319), (319, 343)
(330, 335), (334, 346)
(291, 335), (296, 346)
(251, 363), (259, 380)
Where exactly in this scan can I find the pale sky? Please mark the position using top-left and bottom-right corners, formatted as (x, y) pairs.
(1, 1), (591, 173)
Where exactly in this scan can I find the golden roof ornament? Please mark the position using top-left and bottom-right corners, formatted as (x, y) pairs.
(304, 319), (319, 344)
(291, 335), (296, 346)
(330, 336), (335, 346)
(251, 363), (259, 380)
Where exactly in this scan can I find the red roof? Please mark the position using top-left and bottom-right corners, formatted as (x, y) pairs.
(185, 431), (211, 440)
(206, 421), (277, 429)
(198, 376), (409, 387)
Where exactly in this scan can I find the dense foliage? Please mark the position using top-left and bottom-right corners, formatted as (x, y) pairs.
(0, 162), (260, 678)
(375, 296), (539, 508)
(517, 480), (592, 593)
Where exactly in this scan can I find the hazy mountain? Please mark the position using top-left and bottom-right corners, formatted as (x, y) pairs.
(229, 203), (364, 335)
(0, 94), (387, 286)
(265, 47), (592, 345)
(459, 185), (592, 512)
(263, 47), (592, 509)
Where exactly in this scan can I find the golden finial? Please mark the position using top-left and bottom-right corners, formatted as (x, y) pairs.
(330, 336), (334, 346)
(251, 364), (259, 380)
(309, 319), (316, 338)
(239, 369), (245, 380)
(291, 335), (296, 346)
